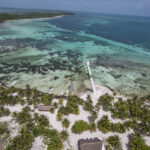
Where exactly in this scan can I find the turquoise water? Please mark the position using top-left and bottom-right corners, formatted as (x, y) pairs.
(0, 11), (150, 96)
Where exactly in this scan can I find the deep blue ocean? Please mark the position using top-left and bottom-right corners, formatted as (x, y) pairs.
(48, 12), (150, 50)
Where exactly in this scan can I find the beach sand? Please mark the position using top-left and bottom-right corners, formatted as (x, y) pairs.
(4, 15), (64, 23)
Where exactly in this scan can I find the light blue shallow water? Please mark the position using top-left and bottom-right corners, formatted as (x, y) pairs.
(0, 10), (150, 96)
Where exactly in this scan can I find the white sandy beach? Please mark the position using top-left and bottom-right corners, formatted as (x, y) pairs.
(4, 15), (64, 23)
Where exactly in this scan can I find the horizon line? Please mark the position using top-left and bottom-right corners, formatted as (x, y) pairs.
(0, 6), (150, 18)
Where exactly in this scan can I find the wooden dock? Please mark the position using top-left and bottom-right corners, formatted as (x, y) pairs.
(86, 62), (96, 95)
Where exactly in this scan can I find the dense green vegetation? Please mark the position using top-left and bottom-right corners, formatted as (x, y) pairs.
(89, 122), (97, 132)
(97, 115), (126, 133)
(0, 85), (54, 106)
(0, 11), (75, 23)
(89, 110), (98, 122)
(0, 123), (9, 135)
(111, 99), (129, 119)
(0, 85), (150, 149)
(6, 126), (34, 150)
(97, 115), (112, 133)
(10, 110), (64, 150)
(37, 114), (49, 127)
(59, 98), (63, 105)
(99, 94), (114, 111)
(129, 133), (150, 150)
(58, 96), (84, 116)
(0, 106), (10, 117)
(83, 95), (94, 112)
(57, 111), (63, 121)
(49, 107), (55, 113)
(60, 130), (69, 141)
(47, 136), (64, 150)
(0, 87), (20, 105)
(62, 118), (70, 128)
(106, 135), (122, 150)
(40, 93), (54, 105)
(34, 128), (64, 150)
(0, 84), (66, 150)
(71, 120), (89, 134)
(97, 94), (150, 136)
(13, 106), (31, 124)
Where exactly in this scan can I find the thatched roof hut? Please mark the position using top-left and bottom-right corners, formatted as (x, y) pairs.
(78, 138), (104, 150)
(38, 105), (52, 111)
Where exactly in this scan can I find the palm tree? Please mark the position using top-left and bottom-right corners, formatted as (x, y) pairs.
(97, 115), (111, 133)
(60, 130), (69, 141)
(129, 132), (150, 150)
(107, 135), (121, 149)
(62, 118), (70, 128)
(57, 112), (63, 121)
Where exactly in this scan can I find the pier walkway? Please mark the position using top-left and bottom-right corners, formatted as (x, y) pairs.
(86, 62), (97, 96)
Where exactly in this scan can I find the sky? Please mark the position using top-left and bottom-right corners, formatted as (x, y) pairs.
(0, 0), (150, 17)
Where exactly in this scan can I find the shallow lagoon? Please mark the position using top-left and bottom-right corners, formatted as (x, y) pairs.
(0, 12), (150, 96)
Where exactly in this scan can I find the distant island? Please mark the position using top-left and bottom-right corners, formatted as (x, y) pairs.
(0, 11), (75, 23)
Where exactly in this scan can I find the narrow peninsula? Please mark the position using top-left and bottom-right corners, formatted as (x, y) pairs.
(0, 11), (75, 23)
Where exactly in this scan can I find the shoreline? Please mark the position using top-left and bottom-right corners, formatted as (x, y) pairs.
(2, 78), (142, 98)
(3, 15), (64, 23)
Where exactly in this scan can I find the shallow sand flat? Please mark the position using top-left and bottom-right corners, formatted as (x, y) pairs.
(6, 70), (91, 95)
